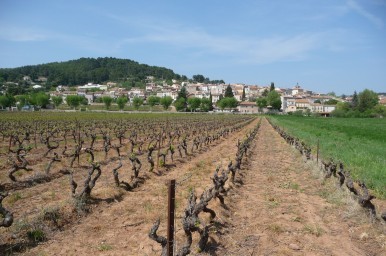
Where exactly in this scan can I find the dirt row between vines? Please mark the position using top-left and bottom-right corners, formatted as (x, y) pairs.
(215, 118), (385, 256)
(17, 118), (261, 255)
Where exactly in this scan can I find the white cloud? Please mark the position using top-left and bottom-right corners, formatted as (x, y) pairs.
(347, 0), (384, 28)
(114, 22), (349, 65)
(0, 27), (47, 42)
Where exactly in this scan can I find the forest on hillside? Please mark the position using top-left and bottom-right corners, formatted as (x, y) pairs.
(0, 57), (184, 86)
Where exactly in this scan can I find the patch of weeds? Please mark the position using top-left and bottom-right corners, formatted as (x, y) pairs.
(27, 228), (46, 242)
(318, 189), (329, 199)
(8, 192), (22, 205)
(195, 160), (205, 169)
(209, 221), (223, 234)
(290, 182), (300, 190)
(143, 201), (153, 213)
(41, 207), (61, 227)
(303, 224), (323, 237)
(268, 223), (283, 234)
(318, 189), (344, 205)
(291, 216), (302, 222)
(12, 218), (31, 233)
(187, 186), (195, 195)
(279, 181), (301, 191)
(15, 170), (24, 177)
(174, 199), (180, 210)
(98, 243), (113, 251)
(50, 191), (57, 200)
(266, 197), (279, 208)
(72, 196), (89, 215)
(325, 193), (344, 206)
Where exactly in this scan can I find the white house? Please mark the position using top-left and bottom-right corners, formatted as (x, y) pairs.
(32, 85), (42, 89)
(238, 102), (258, 114)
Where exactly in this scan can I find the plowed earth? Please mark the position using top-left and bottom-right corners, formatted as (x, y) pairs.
(1, 118), (385, 256)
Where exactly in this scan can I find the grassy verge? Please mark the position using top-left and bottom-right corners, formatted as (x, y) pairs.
(268, 116), (386, 198)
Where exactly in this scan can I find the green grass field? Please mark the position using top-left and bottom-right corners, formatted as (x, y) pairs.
(268, 116), (386, 198)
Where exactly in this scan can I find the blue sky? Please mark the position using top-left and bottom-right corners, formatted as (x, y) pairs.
(0, 0), (385, 95)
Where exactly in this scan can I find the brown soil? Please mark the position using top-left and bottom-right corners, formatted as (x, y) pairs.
(2, 118), (385, 256)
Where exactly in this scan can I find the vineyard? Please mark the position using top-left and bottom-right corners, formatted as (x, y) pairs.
(0, 113), (385, 255)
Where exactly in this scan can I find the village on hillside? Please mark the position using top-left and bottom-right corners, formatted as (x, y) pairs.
(48, 76), (342, 115)
(2, 75), (386, 114)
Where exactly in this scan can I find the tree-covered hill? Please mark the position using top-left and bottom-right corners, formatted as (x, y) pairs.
(0, 57), (184, 86)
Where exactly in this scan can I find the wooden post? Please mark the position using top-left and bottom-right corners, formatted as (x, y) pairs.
(167, 179), (176, 256)
(316, 139), (320, 163)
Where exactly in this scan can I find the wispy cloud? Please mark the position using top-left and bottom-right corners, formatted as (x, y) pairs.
(0, 27), (48, 42)
(0, 25), (116, 56)
(114, 21), (349, 65)
(347, 0), (384, 28)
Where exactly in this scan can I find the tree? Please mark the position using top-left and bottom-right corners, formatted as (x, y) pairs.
(102, 96), (113, 110)
(192, 74), (205, 83)
(351, 91), (358, 109)
(217, 97), (238, 111)
(177, 86), (188, 100)
(6, 84), (26, 96)
(15, 95), (28, 109)
(324, 99), (338, 105)
(224, 85), (234, 98)
(262, 88), (269, 97)
(51, 96), (63, 108)
(336, 101), (350, 112)
(187, 97), (201, 112)
(256, 97), (267, 112)
(30, 92), (50, 108)
(373, 104), (386, 117)
(160, 96), (173, 110)
(0, 95), (11, 109)
(358, 89), (378, 112)
(66, 95), (83, 109)
(176, 86), (187, 111)
(116, 96), (128, 110)
(217, 98), (227, 111)
(266, 90), (281, 110)
(200, 98), (212, 112)
(147, 96), (160, 111)
(174, 97), (186, 111)
(225, 97), (238, 109)
(270, 82), (275, 92)
(314, 99), (321, 104)
(208, 93), (214, 111)
(132, 97), (143, 110)
(242, 87), (246, 101)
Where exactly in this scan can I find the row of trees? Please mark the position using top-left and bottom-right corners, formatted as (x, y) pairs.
(0, 92), (51, 110)
(333, 89), (385, 117)
(1, 83), (246, 112)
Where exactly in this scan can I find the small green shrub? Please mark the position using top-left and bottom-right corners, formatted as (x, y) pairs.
(27, 228), (46, 242)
